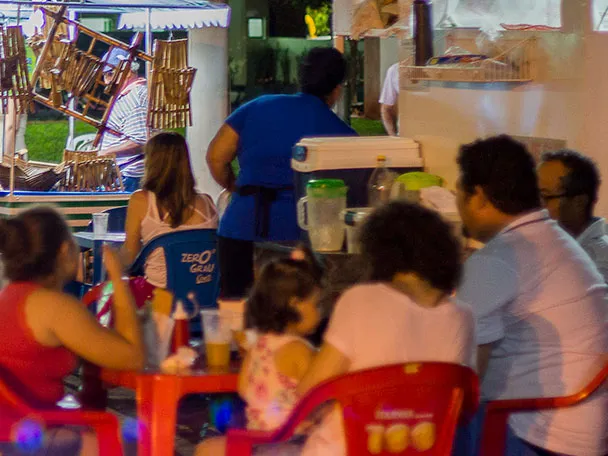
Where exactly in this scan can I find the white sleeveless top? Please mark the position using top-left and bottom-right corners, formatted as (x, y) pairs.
(141, 191), (218, 288)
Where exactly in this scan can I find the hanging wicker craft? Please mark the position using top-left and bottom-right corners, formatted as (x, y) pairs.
(148, 39), (196, 129)
(58, 45), (103, 98)
(0, 25), (33, 115)
(26, 5), (69, 91)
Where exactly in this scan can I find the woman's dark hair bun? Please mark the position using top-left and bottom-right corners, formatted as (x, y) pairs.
(0, 207), (72, 283)
(0, 218), (28, 256)
(0, 219), (8, 253)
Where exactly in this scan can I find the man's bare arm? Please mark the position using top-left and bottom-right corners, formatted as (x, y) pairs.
(99, 139), (143, 158)
(381, 103), (398, 136)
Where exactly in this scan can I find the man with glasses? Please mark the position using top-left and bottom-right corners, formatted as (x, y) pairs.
(99, 47), (148, 192)
(538, 149), (608, 282)
(455, 136), (607, 456)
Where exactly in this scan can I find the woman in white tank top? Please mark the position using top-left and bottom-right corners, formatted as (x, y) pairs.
(121, 132), (218, 288)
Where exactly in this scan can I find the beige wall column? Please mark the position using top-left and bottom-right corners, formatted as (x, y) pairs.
(187, 27), (229, 202)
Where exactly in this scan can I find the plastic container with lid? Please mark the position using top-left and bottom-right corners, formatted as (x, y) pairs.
(341, 207), (374, 254)
(298, 179), (348, 251)
(390, 172), (443, 203)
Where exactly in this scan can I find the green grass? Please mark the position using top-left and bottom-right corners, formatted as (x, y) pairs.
(25, 120), (97, 163)
(351, 118), (386, 136)
(24, 121), (186, 164)
(22, 117), (383, 165)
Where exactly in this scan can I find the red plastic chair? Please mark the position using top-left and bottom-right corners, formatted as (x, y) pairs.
(0, 375), (124, 455)
(225, 362), (479, 456)
(480, 361), (608, 456)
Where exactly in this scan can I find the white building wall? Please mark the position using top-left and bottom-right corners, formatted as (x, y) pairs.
(187, 27), (229, 202)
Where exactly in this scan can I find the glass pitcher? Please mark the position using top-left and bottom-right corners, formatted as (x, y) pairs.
(297, 179), (347, 252)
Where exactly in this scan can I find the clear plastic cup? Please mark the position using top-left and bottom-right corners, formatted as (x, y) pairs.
(200, 310), (233, 367)
(92, 212), (109, 237)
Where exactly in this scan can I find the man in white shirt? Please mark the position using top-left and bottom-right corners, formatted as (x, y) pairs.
(99, 47), (149, 192)
(379, 62), (399, 136)
(538, 149), (608, 283)
(455, 135), (607, 456)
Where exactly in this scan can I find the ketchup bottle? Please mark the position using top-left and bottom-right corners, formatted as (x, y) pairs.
(171, 300), (190, 353)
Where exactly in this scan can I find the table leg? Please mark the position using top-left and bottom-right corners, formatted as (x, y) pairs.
(93, 239), (103, 285)
(136, 376), (181, 456)
(78, 362), (108, 410)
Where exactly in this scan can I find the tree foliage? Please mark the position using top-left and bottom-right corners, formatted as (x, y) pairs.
(269, 0), (332, 37)
(306, 3), (331, 37)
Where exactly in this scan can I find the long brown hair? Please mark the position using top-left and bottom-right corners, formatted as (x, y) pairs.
(142, 132), (196, 228)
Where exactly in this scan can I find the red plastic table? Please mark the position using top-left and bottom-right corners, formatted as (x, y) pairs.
(82, 359), (239, 456)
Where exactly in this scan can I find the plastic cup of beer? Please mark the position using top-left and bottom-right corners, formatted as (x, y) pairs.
(200, 310), (232, 368)
(92, 213), (109, 237)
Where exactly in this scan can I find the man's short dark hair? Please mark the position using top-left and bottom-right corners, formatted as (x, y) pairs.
(542, 149), (600, 217)
(359, 201), (462, 293)
(299, 47), (346, 100)
(458, 135), (541, 215)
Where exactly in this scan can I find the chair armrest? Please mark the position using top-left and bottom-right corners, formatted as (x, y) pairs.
(37, 410), (117, 428)
(225, 429), (277, 456)
(127, 232), (169, 277)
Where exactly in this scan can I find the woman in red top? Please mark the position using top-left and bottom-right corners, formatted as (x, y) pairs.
(0, 207), (144, 455)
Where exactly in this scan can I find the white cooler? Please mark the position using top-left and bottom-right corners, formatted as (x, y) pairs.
(292, 136), (423, 208)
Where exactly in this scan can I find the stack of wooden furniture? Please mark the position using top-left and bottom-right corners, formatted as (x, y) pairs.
(60, 150), (123, 192)
(29, 5), (152, 149)
(0, 156), (64, 192)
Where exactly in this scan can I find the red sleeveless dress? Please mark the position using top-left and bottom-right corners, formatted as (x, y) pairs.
(0, 283), (77, 435)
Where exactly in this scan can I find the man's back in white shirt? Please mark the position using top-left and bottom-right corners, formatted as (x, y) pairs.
(458, 210), (607, 455)
(578, 217), (608, 284)
(379, 63), (399, 135)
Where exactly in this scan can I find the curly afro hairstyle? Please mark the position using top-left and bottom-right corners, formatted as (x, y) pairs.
(458, 135), (540, 215)
(359, 201), (462, 293)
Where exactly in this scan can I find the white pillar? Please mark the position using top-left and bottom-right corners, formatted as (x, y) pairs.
(187, 27), (228, 202)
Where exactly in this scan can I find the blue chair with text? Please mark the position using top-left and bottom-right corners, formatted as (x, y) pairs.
(129, 229), (221, 334)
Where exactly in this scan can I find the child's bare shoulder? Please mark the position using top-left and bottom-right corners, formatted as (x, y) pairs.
(278, 338), (315, 358)
(275, 338), (316, 379)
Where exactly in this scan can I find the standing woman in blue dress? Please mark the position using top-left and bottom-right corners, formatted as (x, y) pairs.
(207, 47), (356, 298)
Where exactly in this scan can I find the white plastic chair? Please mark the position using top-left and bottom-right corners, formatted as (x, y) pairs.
(67, 133), (97, 151)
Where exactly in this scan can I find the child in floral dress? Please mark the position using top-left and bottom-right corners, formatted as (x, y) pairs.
(196, 257), (321, 455)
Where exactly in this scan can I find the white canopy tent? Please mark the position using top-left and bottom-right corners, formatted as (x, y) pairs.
(118, 6), (231, 31)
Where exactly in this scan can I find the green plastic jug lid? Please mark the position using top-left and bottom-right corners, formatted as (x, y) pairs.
(307, 179), (346, 189)
(306, 179), (347, 198)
